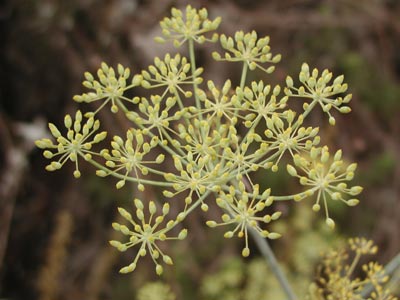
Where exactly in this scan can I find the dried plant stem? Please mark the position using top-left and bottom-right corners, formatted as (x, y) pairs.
(37, 210), (73, 300)
(0, 116), (28, 271)
(86, 218), (121, 300)
(249, 228), (298, 300)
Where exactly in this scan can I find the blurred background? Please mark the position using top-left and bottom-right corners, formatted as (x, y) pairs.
(1, 0), (399, 299)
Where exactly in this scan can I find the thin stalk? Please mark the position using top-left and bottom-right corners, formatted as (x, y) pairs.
(116, 99), (187, 162)
(298, 99), (318, 123)
(346, 251), (361, 278)
(85, 157), (172, 187)
(188, 39), (201, 111)
(291, 99), (318, 130)
(249, 228), (298, 300)
(240, 62), (248, 89)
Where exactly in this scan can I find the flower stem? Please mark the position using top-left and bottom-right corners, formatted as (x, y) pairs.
(249, 228), (298, 300)
(240, 62), (248, 89)
(116, 99), (188, 161)
(346, 251), (361, 277)
(85, 157), (172, 187)
(188, 39), (201, 111)
(300, 99), (318, 121)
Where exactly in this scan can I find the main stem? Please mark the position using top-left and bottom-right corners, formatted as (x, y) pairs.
(249, 228), (298, 300)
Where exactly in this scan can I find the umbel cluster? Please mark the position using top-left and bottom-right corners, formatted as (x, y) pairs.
(36, 5), (361, 275)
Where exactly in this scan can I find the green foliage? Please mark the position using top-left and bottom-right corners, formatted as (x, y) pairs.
(363, 152), (396, 185)
(339, 53), (400, 120)
(201, 257), (243, 300)
(198, 255), (292, 300)
(137, 282), (175, 300)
